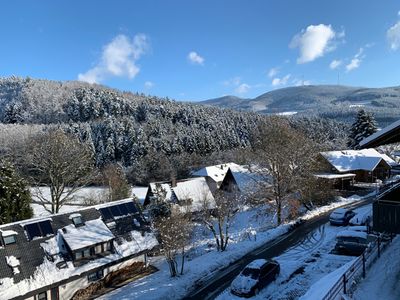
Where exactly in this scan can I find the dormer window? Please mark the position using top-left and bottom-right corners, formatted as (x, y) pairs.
(3, 235), (16, 245)
(1, 230), (18, 245)
(69, 213), (84, 227)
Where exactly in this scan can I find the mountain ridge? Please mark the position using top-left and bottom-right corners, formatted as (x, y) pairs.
(199, 84), (400, 125)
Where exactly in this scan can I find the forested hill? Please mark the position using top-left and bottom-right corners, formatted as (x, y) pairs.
(0, 77), (261, 173)
(201, 85), (400, 126)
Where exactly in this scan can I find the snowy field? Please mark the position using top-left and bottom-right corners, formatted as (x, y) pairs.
(216, 206), (372, 300)
(351, 236), (400, 300)
(30, 186), (148, 217)
(99, 195), (366, 300)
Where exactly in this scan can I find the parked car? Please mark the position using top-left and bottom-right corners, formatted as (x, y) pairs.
(231, 259), (280, 297)
(329, 208), (356, 226)
(335, 230), (376, 255)
(349, 210), (372, 226)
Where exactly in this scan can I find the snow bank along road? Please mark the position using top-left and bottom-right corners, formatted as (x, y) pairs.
(183, 199), (374, 300)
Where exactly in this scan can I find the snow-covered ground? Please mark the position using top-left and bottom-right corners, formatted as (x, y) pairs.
(351, 236), (400, 300)
(30, 186), (148, 217)
(100, 195), (367, 300)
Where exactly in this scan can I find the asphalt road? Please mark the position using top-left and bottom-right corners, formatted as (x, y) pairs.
(182, 197), (376, 300)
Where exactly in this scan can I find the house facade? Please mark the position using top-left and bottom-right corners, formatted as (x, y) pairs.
(0, 198), (158, 300)
(319, 149), (395, 183)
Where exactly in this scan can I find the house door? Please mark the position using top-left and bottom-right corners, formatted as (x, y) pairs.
(51, 287), (59, 300)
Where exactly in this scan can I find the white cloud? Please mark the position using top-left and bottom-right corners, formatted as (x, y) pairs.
(293, 78), (312, 86)
(329, 59), (342, 70)
(188, 51), (204, 65)
(271, 74), (291, 87)
(78, 34), (148, 84)
(345, 48), (364, 72)
(290, 24), (338, 64)
(235, 83), (251, 94)
(345, 58), (361, 72)
(387, 21), (400, 50)
(268, 67), (279, 78)
(144, 81), (154, 89)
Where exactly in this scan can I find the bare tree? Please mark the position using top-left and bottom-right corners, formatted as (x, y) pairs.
(153, 208), (192, 277)
(22, 129), (95, 213)
(148, 186), (193, 277)
(250, 117), (323, 225)
(200, 189), (240, 252)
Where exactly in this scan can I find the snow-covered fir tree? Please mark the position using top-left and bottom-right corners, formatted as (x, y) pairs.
(0, 160), (33, 224)
(347, 109), (378, 149)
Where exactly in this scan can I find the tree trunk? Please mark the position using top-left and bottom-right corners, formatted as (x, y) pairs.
(180, 247), (185, 275)
(276, 196), (282, 225)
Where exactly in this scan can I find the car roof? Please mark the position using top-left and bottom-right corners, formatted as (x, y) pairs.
(246, 259), (269, 269)
(336, 230), (368, 239)
(332, 208), (352, 214)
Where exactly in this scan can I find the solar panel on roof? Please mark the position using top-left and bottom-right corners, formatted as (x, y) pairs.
(118, 203), (129, 215)
(110, 205), (123, 217)
(25, 223), (42, 240)
(99, 207), (113, 221)
(125, 202), (137, 214)
(39, 220), (54, 236)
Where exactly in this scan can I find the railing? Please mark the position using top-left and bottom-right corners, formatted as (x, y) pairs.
(322, 235), (393, 300)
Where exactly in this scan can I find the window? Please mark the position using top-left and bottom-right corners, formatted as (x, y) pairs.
(3, 235), (16, 245)
(104, 241), (112, 251)
(83, 249), (90, 257)
(87, 269), (104, 282)
(95, 244), (103, 254)
(75, 252), (82, 260)
(72, 216), (84, 227)
(37, 292), (47, 300)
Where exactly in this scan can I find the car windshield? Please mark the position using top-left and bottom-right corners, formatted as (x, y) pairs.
(332, 212), (345, 217)
(242, 268), (260, 279)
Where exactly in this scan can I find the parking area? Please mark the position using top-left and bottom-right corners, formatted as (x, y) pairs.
(216, 204), (373, 300)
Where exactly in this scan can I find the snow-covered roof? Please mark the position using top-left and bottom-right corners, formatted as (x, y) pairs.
(336, 230), (368, 239)
(0, 198), (157, 300)
(228, 164), (268, 193)
(360, 119), (400, 148)
(60, 219), (115, 251)
(147, 177), (215, 212)
(6, 256), (20, 275)
(68, 213), (82, 220)
(172, 177), (215, 212)
(192, 162), (240, 184)
(321, 149), (394, 172)
(0, 229), (18, 236)
(246, 259), (268, 269)
(314, 173), (356, 179)
(149, 182), (174, 201)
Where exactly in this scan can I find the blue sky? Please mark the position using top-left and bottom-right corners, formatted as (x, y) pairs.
(0, 1), (399, 101)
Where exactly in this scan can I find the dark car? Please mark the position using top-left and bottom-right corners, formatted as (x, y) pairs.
(230, 259), (280, 297)
(335, 230), (376, 255)
(329, 208), (356, 226)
